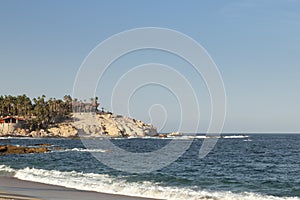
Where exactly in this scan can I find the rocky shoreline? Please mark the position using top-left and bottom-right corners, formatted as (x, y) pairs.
(0, 112), (158, 138)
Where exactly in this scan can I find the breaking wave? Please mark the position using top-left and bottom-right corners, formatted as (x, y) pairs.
(55, 148), (108, 153)
(0, 165), (298, 200)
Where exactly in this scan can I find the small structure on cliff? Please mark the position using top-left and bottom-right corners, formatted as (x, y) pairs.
(0, 116), (25, 134)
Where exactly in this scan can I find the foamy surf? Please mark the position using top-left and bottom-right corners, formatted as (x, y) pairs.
(222, 135), (249, 139)
(0, 165), (298, 200)
(54, 148), (108, 153)
(0, 135), (249, 140)
(162, 135), (249, 140)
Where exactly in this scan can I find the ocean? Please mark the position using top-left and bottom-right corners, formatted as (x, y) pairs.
(0, 134), (299, 200)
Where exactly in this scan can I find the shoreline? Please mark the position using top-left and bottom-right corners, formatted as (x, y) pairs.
(0, 176), (162, 200)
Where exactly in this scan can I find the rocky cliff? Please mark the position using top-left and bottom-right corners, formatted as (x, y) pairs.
(73, 112), (157, 137)
(0, 112), (157, 138)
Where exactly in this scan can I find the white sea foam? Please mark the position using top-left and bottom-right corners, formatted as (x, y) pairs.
(110, 135), (250, 140)
(164, 135), (249, 140)
(55, 148), (108, 153)
(222, 135), (249, 139)
(0, 165), (298, 200)
(0, 165), (16, 173)
(0, 135), (249, 141)
(168, 135), (207, 140)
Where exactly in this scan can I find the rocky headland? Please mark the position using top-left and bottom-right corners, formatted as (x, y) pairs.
(0, 112), (158, 138)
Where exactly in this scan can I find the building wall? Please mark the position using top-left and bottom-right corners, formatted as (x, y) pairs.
(0, 122), (23, 134)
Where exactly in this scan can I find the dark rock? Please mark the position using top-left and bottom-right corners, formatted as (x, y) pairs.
(158, 134), (167, 138)
(0, 146), (8, 152)
(0, 145), (50, 155)
(25, 147), (48, 154)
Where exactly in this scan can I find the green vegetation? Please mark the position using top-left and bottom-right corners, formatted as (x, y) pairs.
(0, 95), (99, 130)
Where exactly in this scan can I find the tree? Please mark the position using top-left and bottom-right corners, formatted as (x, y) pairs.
(0, 94), (100, 130)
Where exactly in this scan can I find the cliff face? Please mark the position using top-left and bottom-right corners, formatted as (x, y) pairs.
(0, 113), (157, 138)
(73, 112), (157, 137)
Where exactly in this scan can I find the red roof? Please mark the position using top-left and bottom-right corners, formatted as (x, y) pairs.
(0, 116), (25, 121)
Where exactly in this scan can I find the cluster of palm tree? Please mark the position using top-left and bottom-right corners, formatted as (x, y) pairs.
(0, 94), (32, 117)
(72, 97), (100, 113)
(0, 94), (99, 130)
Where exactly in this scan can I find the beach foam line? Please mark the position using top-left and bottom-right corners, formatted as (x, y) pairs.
(1, 165), (299, 200)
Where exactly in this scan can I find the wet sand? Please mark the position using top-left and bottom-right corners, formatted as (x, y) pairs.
(0, 176), (162, 200)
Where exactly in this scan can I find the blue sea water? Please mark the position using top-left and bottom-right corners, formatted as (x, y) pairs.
(0, 134), (299, 200)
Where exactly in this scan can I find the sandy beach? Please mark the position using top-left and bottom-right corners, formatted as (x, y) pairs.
(0, 176), (161, 200)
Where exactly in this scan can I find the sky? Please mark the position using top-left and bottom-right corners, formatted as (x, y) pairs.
(0, 0), (300, 133)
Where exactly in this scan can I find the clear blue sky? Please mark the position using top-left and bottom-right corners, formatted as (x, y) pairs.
(0, 0), (300, 133)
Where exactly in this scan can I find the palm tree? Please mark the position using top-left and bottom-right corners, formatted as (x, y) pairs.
(0, 95), (4, 117)
(63, 95), (72, 115)
(23, 95), (32, 118)
(0, 94), (99, 130)
(5, 95), (12, 115)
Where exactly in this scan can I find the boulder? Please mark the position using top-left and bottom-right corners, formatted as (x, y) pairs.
(158, 134), (168, 138)
(0, 146), (7, 152)
(168, 132), (183, 137)
(48, 124), (78, 137)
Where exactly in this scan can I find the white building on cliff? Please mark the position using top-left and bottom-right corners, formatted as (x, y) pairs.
(0, 116), (25, 134)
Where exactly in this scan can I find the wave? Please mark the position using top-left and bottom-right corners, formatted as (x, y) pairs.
(54, 148), (108, 153)
(164, 135), (249, 140)
(0, 135), (249, 141)
(0, 165), (16, 176)
(0, 165), (298, 200)
(222, 135), (249, 139)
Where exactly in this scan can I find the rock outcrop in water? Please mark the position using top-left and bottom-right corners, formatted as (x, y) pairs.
(0, 145), (50, 155)
(0, 112), (157, 138)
